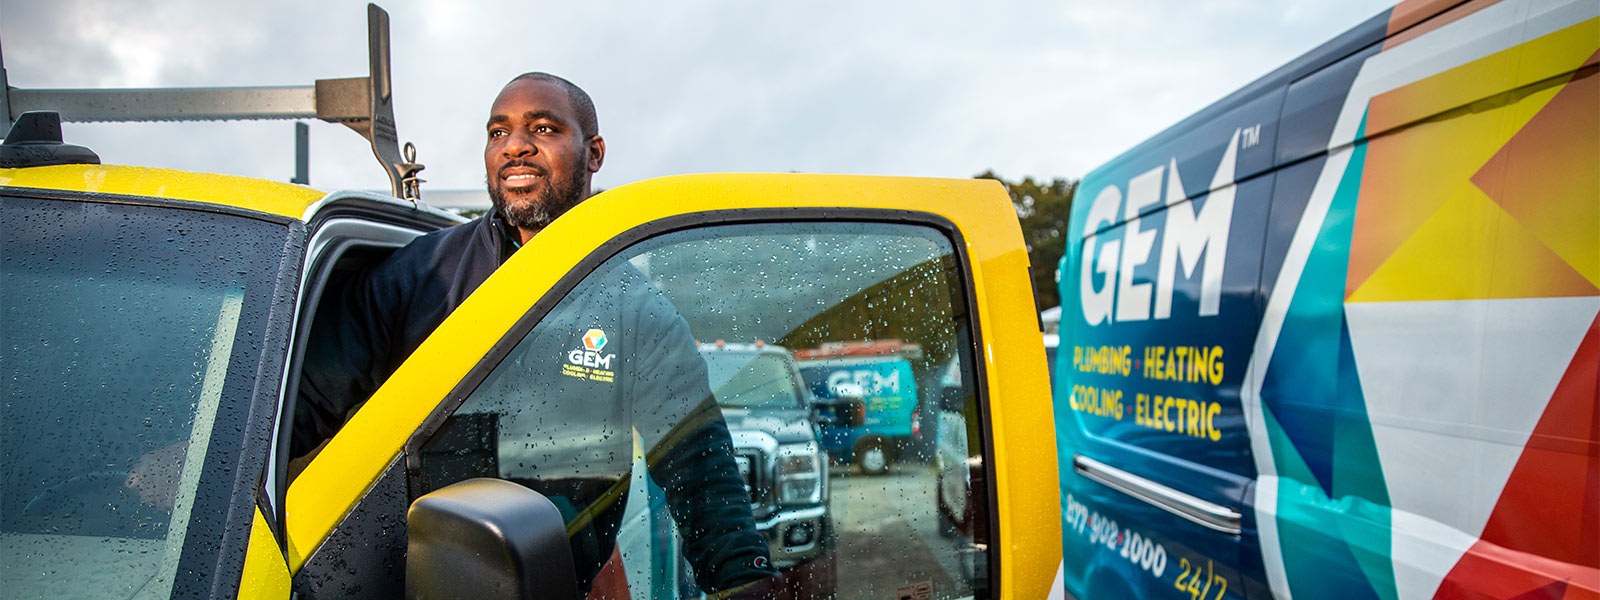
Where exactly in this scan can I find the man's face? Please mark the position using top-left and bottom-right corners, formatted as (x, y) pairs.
(484, 79), (601, 232)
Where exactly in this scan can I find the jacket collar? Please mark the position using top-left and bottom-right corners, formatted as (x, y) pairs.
(481, 210), (522, 264)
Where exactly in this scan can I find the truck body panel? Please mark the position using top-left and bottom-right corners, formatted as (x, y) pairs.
(1055, 0), (1599, 598)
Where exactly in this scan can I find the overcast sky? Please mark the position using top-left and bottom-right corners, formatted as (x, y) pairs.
(2, 0), (1395, 194)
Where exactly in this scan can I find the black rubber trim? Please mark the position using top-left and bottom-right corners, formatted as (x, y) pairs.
(0, 185), (298, 226)
(394, 206), (1002, 597)
(248, 221), (308, 557)
(292, 456), (410, 599)
(167, 221), (305, 599)
(273, 206), (453, 539)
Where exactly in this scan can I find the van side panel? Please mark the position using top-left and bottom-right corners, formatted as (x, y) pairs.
(1255, 131), (1398, 600)
(1057, 7), (1393, 600)
(1057, 0), (1599, 599)
(1055, 44), (1302, 600)
(1061, 171), (1273, 599)
(1252, 2), (1598, 598)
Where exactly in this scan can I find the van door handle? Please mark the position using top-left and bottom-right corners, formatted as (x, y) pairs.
(1073, 454), (1242, 535)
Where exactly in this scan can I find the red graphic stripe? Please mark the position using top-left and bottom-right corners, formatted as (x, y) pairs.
(1435, 311), (1600, 598)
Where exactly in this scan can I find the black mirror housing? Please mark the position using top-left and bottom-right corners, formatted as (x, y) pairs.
(938, 385), (967, 412)
(406, 478), (577, 600)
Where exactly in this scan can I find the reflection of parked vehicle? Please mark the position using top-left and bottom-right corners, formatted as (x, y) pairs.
(699, 342), (835, 598)
(1044, 331), (1059, 396)
(933, 356), (990, 591)
(795, 341), (923, 475)
(935, 358), (969, 537)
(938, 311), (1057, 551)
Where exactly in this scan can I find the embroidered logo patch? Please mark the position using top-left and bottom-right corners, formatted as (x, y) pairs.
(563, 328), (616, 383)
(583, 328), (608, 352)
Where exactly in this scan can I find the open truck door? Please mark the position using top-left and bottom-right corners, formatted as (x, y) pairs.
(284, 173), (1060, 599)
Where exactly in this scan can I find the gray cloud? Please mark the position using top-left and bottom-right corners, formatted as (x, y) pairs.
(2, 0), (1394, 193)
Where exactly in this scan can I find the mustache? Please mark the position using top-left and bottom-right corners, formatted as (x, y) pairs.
(498, 160), (548, 178)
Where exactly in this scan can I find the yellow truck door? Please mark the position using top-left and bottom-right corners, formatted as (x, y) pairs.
(283, 173), (1060, 599)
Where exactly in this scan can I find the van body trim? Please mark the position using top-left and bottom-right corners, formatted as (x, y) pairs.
(1073, 454), (1241, 536)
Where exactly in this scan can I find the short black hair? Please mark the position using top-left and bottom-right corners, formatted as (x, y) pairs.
(509, 72), (599, 138)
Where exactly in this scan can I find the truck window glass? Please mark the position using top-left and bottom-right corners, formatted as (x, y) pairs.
(417, 221), (991, 599)
(1, 195), (285, 598)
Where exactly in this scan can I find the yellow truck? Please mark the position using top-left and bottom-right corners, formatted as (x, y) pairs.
(0, 6), (1058, 599)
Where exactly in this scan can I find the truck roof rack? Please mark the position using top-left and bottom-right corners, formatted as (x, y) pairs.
(0, 3), (424, 200)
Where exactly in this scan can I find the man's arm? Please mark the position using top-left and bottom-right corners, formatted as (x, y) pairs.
(630, 292), (778, 592)
(646, 397), (777, 591)
(291, 261), (403, 459)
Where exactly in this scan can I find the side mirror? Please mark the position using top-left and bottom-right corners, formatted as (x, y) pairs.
(811, 403), (837, 425)
(937, 385), (966, 412)
(407, 478), (576, 600)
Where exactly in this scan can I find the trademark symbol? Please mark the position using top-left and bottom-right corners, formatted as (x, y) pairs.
(1240, 123), (1262, 149)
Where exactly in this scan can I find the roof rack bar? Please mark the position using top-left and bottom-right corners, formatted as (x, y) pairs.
(8, 86), (317, 123)
(0, 37), (10, 133)
(0, 3), (423, 201)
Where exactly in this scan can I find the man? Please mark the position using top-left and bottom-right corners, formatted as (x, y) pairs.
(293, 73), (776, 595)
(294, 72), (605, 437)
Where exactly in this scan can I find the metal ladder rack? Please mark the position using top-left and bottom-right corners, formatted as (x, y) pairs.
(0, 3), (424, 200)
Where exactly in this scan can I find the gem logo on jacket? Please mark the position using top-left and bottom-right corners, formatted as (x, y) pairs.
(564, 328), (616, 382)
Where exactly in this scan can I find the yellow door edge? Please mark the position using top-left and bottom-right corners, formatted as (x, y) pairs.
(238, 507), (291, 598)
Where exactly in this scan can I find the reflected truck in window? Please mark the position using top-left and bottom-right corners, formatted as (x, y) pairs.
(796, 340), (925, 476)
(1053, 0), (1599, 599)
(699, 341), (836, 598)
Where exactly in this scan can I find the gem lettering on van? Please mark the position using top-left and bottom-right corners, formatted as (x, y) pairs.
(1081, 129), (1241, 326)
(1134, 393), (1222, 441)
(1142, 345), (1224, 385)
(1073, 345), (1134, 376)
(826, 369), (901, 395)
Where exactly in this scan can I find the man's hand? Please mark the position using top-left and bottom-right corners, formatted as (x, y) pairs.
(126, 440), (188, 510)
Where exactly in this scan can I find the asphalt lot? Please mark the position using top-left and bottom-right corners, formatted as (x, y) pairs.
(827, 463), (982, 600)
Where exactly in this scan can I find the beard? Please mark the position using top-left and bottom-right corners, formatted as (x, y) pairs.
(487, 157), (587, 231)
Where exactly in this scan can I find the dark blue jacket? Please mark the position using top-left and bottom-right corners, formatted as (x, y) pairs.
(296, 214), (516, 450)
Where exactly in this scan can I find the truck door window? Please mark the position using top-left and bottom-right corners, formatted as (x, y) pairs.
(1, 195), (288, 599)
(415, 220), (992, 599)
